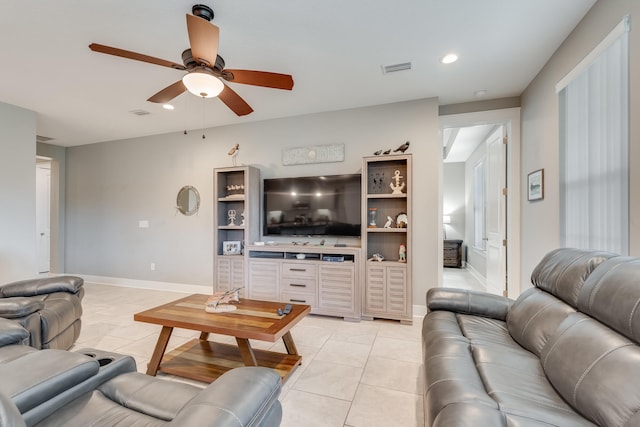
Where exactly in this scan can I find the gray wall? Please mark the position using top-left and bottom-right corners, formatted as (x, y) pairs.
(520, 0), (640, 285)
(443, 162), (465, 241)
(65, 98), (441, 305)
(0, 102), (36, 282)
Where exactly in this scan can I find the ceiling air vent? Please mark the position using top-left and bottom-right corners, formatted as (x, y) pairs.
(129, 109), (151, 116)
(382, 62), (412, 74)
(36, 135), (55, 143)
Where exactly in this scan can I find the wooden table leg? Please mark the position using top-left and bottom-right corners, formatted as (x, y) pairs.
(146, 326), (173, 376)
(282, 331), (299, 356)
(199, 331), (209, 341)
(236, 337), (258, 366)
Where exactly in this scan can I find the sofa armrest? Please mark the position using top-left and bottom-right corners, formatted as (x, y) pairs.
(169, 367), (282, 427)
(0, 391), (27, 427)
(0, 276), (83, 298)
(0, 298), (44, 319)
(0, 349), (98, 414)
(0, 318), (30, 347)
(427, 287), (513, 321)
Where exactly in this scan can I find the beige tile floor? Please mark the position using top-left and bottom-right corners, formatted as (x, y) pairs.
(73, 268), (480, 427)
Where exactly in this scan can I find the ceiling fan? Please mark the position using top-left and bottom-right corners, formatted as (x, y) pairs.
(89, 4), (294, 116)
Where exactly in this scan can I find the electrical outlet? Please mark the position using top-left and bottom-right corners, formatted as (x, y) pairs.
(150, 263), (156, 271)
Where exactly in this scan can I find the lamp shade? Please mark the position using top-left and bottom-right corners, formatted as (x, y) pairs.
(443, 215), (452, 224)
(182, 71), (224, 98)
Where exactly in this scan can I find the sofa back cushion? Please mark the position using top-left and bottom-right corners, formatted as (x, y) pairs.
(507, 248), (615, 356)
(530, 248), (615, 307)
(541, 313), (640, 427)
(577, 257), (640, 344)
(506, 288), (575, 356)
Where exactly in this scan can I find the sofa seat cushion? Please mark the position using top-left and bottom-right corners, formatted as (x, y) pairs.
(476, 359), (596, 426)
(32, 372), (201, 426)
(424, 311), (595, 426)
(99, 373), (201, 421)
(32, 391), (166, 427)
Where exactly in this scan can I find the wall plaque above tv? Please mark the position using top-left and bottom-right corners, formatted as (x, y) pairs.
(263, 174), (361, 237)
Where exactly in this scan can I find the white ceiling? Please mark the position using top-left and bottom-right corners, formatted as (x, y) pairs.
(443, 124), (495, 163)
(0, 1), (596, 147)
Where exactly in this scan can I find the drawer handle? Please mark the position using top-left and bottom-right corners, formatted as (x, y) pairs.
(290, 283), (307, 287)
(290, 268), (307, 272)
(289, 299), (306, 303)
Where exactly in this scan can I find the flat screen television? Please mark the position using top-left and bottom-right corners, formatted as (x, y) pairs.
(263, 174), (361, 237)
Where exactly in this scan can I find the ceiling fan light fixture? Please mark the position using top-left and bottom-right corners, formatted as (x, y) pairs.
(182, 70), (224, 98)
(441, 53), (458, 64)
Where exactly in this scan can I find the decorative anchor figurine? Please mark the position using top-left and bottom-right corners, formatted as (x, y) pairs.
(228, 209), (237, 226)
(390, 170), (406, 194)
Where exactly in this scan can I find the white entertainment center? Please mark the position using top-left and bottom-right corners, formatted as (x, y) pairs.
(213, 154), (412, 323)
(245, 244), (361, 321)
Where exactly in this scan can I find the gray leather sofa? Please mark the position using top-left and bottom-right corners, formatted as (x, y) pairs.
(423, 248), (640, 426)
(0, 319), (282, 427)
(0, 276), (84, 350)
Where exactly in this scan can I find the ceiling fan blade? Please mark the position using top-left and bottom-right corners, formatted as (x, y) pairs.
(186, 14), (219, 68)
(147, 80), (187, 103)
(222, 70), (294, 90)
(218, 85), (254, 116)
(89, 43), (185, 70)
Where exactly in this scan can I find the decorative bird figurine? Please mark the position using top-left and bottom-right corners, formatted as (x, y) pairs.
(394, 141), (410, 153)
(228, 144), (240, 165)
(373, 150), (383, 155)
(383, 149), (391, 155)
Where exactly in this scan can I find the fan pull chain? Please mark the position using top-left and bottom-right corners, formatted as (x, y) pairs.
(183, 93), (188, 135)
(201, 96), (206, 139)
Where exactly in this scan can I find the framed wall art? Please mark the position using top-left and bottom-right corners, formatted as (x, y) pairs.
(527, 169), (544, 201)
(223, 241), (242, 255)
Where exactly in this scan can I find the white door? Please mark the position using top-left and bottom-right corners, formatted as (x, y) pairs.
(36, 163), (51, 273)
(485, 126), (507, 296)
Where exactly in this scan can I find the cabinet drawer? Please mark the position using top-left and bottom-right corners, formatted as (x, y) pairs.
(280, 292), (317, 308)
(282, 262), (317, 278)
(282, 277), (317, 294)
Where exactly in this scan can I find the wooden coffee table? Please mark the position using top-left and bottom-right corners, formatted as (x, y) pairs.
(134, 294), (310, 383)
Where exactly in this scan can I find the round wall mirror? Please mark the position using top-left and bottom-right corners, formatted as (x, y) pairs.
(177, 185), (200, 216)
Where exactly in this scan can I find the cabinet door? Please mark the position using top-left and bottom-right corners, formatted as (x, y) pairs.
(248, 260), (279, 301)
(216, 258), (232, 292)
(319, 264), (356, 314)
(216, 258), (245, 293)
(387, 266), (408, 315)
(365, 264), (386, 313)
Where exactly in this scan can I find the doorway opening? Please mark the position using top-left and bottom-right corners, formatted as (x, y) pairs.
(36, 156), (59, 275)
(440, 108), (521, 298)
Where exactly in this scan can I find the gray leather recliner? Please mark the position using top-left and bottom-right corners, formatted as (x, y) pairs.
(0, 276), (84, 349)
(0, 320), (282, 427)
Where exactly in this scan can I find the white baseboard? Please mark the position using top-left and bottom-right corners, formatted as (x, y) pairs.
(465, 263), (486, 287)
(76, 274), (211, 295)
(413, 304), (427, 318)
(76, 274), (429, 322)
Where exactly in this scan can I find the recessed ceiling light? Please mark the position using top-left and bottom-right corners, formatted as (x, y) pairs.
(474, 89), (488, 97)
(441, 53), (458, 64)
(162, 104), (175, 110)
